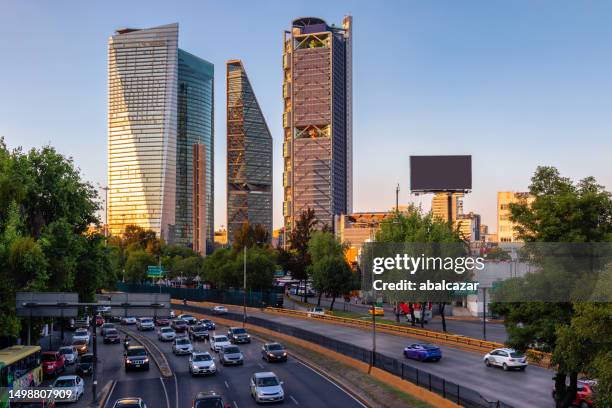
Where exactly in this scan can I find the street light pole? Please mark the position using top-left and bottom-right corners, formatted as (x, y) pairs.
(243, 245), (247, 327)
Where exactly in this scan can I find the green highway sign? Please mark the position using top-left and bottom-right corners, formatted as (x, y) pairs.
(147, 265), (164, 277)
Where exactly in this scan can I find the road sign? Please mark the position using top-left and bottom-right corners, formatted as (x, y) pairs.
(147, 265), (164, 277)
(16, 292), (79, 317)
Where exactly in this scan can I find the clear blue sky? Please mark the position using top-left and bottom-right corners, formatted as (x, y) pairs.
(1, 0), (611, 232)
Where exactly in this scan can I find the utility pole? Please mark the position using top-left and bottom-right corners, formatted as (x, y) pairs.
(98, 185), (110, 237)
(243, 245), (247, 327)
(395, 183), (400, 213)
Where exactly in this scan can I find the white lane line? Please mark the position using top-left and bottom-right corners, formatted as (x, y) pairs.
(290, 395), (299, 405)
(233, 401), (238, 408)
(159, 377), (171, 408)
(258, 363), (265, 368)
(224, 380), (230, 389)
(173, 373), (179, 408)
(103, 380), (117, 408)
(296, 361), (368, 408)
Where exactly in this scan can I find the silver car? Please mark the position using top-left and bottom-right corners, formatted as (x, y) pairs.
(220, 345), (244, 366)
(189, 351), (216, 375)
(157, 327), (176, 342)
(59, 346), (77, 365)
(250, 372), (284, 403)
(172, 337), (193, 355)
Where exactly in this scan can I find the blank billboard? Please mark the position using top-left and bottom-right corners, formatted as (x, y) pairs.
(410, 155), (472, 192)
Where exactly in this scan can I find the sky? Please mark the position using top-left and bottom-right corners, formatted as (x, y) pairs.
(1, 0), (611, 232)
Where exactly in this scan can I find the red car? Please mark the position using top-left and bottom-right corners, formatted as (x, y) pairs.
(95, 315), (105, 326)
(155, 317), (170, 326)
(552, 380), (595, 408)
(41, 351), (65, 377)
(171, 319), (188, 333)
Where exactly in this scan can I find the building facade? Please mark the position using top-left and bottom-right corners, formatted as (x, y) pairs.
(226, 60), (273, 244)
(431, 192), (464, 223)
(108, 24), (213, 251)
(497, 192), (534, 243)
(283, 16), (353, 235)
(456, 212), (481, 242)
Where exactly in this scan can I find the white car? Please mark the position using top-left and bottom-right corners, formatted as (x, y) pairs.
(308, 307), (325, 316)
(212, 305), (228, 315)
(53, 375), (84, 403)
(72, 328), (90, 344)
(172, 337), (193, 355)
(189, 351), (216, 375)
(59, 346), (77, 365)
(178, 314), (197, 325)
(112, 398), (148, 408)
(169, 310), (176, 318)
(250, 372), (284, 403)
(121, 316), (137, 325)
(484, 348), (528, 371)
(136, 317), (155, 331)
(210, 335), (231, 352)
(158, 327), (176, 342)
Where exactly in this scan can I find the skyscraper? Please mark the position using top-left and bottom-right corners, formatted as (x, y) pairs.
(108, 24), (214, 253)
(282, 16), (353, 234)
(226, 60), (273, 243)
(431, 192), (464, 223)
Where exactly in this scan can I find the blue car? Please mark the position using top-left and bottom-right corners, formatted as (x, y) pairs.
(403, 343), (442, 362)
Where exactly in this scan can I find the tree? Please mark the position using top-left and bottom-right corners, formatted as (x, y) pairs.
(172, 256), (202, 280)
(244, 247), (276, 292)
(39, 219), (84, 291)
(124, 250), (155, 283)
(307, 231), (346, 306)
(232, 222), (270, 251)
(201, 248), (240, 290)
(286, 208), (318, 302)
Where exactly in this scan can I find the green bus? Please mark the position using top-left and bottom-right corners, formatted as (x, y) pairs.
(0, 345), (43, 407)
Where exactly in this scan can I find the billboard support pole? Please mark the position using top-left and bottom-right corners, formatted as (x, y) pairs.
(447, 193), (453, 225)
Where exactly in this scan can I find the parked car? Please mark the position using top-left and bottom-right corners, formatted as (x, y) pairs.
(368, 306), (385, 316)
(76, 353), (96, 376)
(212, 305), (228, 315)
(261, 343), (288, 362)
(52, 375), (84, 403)
(171, 319), (188, 333)
(59, 346), (77, 365)
(552, 380), (596, 408)
(483, 348), (527, 371)
(403, 343), (442, 362)
(227, 327), (251, 344)
(178, 314), (197, 325)
(188, 351), (217, 376)
(210, 335), (231, 352)
(192, 391), (229, 408)
(158, 327), (177, 342)
(136, 317), (155, 331)
(199, 319), (216, 330)
(172, 337), (193, 355)
(188, 324), (209, 341)
(103, 328), (121, 344)
(42, 351), (65, 377)
(220, 345), (244, 366)
(71, 339), (88, 355)
(124, 346), (149, 371)
(250, 372), (284, 403)
(155, 317), (170, 326)
(121, 316), (137, 325)
(72, 328), (90, 344)
(100, 322), (115, 335)
(112, 398), (148, 408)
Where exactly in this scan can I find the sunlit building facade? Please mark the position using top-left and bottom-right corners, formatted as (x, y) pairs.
(497, 192), (534, 243)
(282, 16), (353, 235)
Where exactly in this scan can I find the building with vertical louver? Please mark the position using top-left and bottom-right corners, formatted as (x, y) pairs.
(226, 60), (273, 244)
(282, 16), (353, 235)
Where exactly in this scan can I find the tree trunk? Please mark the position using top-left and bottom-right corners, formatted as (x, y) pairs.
(395, 302), (400, 323)
(553, 371), (579, 408)
(409, 305), (416, 326)
(317, 292), (322, 307)
(329, 295), (336, 311)
(420, 302), (426, 328)
(439, 302), (447, 332)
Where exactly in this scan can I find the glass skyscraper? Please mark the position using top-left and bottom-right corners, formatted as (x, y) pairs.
(108, 23), (214, 252)
(226, 60), (273, 243)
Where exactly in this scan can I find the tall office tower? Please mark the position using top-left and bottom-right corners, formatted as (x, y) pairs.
(226, 60), (273, 243)
(431, 192), (464, 223)
(497, 192), (534, 243)
(176, 50), (214, 253)
(282, 16), (353, 235)
(108, 23), (214, 251)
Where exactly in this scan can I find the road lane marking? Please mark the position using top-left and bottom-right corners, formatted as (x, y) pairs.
(224, 380), (230, 389)
(233, 402), (238, 408)
(258, 363), (264, 368)
(159, 377), (170, 408)
(290, 395), (299, 405)
(296, 361), (368, 408)
(173, 373), (179, 408)
(102, 380), (117, 408)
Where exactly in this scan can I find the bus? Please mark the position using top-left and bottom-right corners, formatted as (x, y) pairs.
(0, 345), (43, 407)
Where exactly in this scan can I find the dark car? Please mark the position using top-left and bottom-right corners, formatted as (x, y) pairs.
(41, 351), (65, 377)
(103, 328), (121, 344)
(262, 343), (288, 362)
(227, 327), (251, 344)
(192, 391), (230, 408)
(76, 353), (96, 376)
(189, 325), (209, 341)
(155, 317), (170, 326)
(171, 319), (188, 333)
(124, 346), (149, 371)
(100, 322), (115, 336)
(199, 319), (216, 331)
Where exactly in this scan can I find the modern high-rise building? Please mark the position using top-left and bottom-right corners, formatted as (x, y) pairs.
(107, 23), (214, 253)
(431, 192), (464, 223)
(497, 192), (534, 243)
(226, 60), (273, 243)
(282, 16), (353, 234)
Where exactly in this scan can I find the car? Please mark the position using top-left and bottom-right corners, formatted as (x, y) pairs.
(250, 372), (284, 403)
(484, 348), (528, 371)
(368, 306), (385, 316)
(136, 317), (155, 331)
(112, 398), (148, 408)
(192, 391), (230, 408)
(100, 322), (116, 335)
(42, 351), (65, 377)
(72, 328), (90, 344)
(552, 380), (596, 408)
(403, 343), (442, 362)
(169, 310), (176, 318)
(178, 314), (198, 325)
(171, 319), (188, 333)
(103, 328), (121, 344)
(95, 315), (105, 326)
(199, 319), (216, 330)
(158, 326), (176, 342)
(261, 343), (288, 362)
(124, 345), (150, 371)
(227, 327), (251, 344)
(52, 375), (84, 403)
(71, 338), (89, 355)
(188, 351), (217, 376)
(155, 317), (170, 326)
(220, 345), (244, 366)
(210, 335), (231, 352)
(73, 317), (89, 329)
(97, 305), (112, 314)
(121, 316), (137, 325)
(212, 305), (228, 315)
(172, 337), (194, 355)
(76, 353), (96, 376)
(59, 346), (77, 365)
(308, 306), (325, 316)
(189, 324), (209, 341)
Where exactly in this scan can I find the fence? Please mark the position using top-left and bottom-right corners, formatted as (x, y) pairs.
(177, 302), (513, 408)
